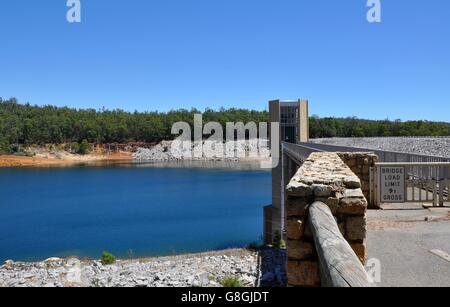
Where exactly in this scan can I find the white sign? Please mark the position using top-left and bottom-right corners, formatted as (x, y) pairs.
(380, 167), (405, 203)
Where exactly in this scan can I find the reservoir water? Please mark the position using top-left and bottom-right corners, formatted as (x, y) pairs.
(0, 162), (271, 262)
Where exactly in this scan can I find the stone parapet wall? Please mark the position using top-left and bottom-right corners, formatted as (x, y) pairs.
(336, 152), (379, 209)
(285, 152), (368, 287)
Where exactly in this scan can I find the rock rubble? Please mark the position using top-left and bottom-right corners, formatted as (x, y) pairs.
(311, 137), (450, 158)
(0, 249), (287, 288)
(133, 140), (270, 162)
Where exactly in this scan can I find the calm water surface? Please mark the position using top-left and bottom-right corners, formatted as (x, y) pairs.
(0, 162), (271, 262)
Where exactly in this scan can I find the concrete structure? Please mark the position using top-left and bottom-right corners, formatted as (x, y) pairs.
(266, 99), (309, 243)
(269, 100), (309, 144)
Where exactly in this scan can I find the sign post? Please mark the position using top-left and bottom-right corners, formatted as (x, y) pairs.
(379, 166), (406, 203)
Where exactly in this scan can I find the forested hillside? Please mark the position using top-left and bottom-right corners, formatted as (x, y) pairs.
(1, 98), (449, 153)
(309, 116), (450, 139)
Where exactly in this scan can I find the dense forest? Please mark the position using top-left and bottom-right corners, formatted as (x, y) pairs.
(1, 97), (450, 153)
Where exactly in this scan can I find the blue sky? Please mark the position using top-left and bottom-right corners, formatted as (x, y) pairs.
(0, 0), (449, 121)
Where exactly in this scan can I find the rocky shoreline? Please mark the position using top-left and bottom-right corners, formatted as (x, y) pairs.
(133, 140), (270, 162)
(0, 249), (287, 288)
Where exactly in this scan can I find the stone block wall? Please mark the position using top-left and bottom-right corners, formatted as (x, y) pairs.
(285, 152), (368, 287)
(337, 152), (379, 209)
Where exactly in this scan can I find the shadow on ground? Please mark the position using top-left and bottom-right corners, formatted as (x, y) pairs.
(257, 248), (287, 287)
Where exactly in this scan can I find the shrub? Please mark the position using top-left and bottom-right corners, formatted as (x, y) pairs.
(220, 276), (244, 288)
(273, 231), (286, 249)
(65, 142), (78, 153)
(0, 139), (11, 154)
(101, 252), (116, 265)
(10, 144), (21, 153)
(78, 139), (91, 155)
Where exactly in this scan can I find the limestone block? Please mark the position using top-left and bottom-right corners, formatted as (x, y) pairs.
(312, 184), (333, 197)
(287, 218), (305, 240)
(315, 197), (339, 214)
(286, 198), (309, 217)
(338, 197), (367, 215)
(343, 176), (361, 189)
(345, 158), (357, 168)
(351, 242), (367, 264)
(287, 261), (320, 287)
(346, 216), (367, 241)
(338, 221), (346, 237)
(303, 220), (313, 241)
(343, 188), (364, 198)
(286, 182), (313, 197)
(287, 240), (315, 260)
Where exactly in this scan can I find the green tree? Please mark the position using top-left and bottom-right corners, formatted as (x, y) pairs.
(78, 139), (91, 155)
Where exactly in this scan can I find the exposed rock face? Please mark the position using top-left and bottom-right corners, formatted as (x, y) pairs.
(0, 249), (287, 288)
(133, 140), (270, 162)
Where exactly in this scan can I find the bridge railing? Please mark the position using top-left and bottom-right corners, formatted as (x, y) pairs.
(373, 162), (450, 206)
(298, 142), (450, 163)
(309, 202), (374, 287)
(295, 142), (450, 184)
(282, 142), (324, 164)
(283, 142), (450, 206)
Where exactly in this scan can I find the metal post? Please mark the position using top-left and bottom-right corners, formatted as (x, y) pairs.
(433, 183), (438, 207)
(281, 145), (286, 235)
(369, 167), (374, 207)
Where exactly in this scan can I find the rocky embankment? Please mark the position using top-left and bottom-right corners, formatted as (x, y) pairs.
(0, 249), (287, 288)
(133, 140), (269, 162)
(311, 137), (450, 158)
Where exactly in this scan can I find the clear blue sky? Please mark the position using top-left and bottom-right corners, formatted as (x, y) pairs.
(0, 0), (449, 121)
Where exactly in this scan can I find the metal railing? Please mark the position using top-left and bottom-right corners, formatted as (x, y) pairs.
(282, 142), (324, 165)
(299, 142), (450, 163)
(373, 162), (450, 207)
(282, 142), (450, 207)
(298, 142), (450, 183)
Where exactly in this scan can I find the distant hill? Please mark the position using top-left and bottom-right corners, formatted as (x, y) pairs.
(1, 97), (449, 153)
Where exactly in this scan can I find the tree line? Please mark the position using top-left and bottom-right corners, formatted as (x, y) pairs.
(309, 116), (450, 138)
(1, 98), (449, 153)
(0, 98), (268, 153)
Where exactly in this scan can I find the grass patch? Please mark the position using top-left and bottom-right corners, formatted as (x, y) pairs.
(272, 231), (286, 249)
(220, 276), (244, 288)
(101, 251), (116, 265)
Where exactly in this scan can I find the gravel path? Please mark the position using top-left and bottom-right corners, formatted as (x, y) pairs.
(311, 137), (450, 158)
(0, 249), (287, 288)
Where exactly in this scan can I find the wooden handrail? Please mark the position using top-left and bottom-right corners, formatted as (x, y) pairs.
(309, 202), (374, 287)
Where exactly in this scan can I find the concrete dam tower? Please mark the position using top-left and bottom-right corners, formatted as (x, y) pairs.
(265, 99), (309, 244)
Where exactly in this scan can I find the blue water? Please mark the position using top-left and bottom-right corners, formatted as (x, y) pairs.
(0, 163), (271, 262)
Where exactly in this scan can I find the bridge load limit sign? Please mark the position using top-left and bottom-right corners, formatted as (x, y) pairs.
(379, 167), (406, 203)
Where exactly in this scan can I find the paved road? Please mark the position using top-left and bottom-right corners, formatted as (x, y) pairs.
(367, 204), (450, 287)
